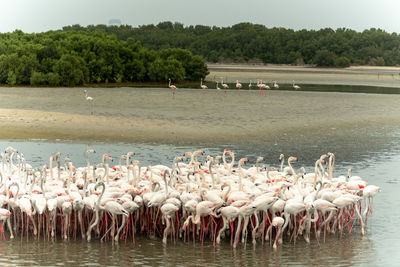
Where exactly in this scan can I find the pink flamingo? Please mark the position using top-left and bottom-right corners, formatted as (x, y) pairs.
(236, 80), (242, 96)
(200, 78), (208, 96)
(216, 82), (222, 99)
(271, 217), (284, 250)
(0, 208), (11, 239)
(215, 206), (239, 245)
(221, 78), (229, 95)
(169, 78), (177, 99)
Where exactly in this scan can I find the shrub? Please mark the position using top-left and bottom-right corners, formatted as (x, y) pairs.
(334, 56), (351, 68)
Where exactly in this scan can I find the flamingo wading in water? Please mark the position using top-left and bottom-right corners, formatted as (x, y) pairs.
(236, 80), (242, 96)
(221, 78), (229, 95)
(200, 78), (208, 95)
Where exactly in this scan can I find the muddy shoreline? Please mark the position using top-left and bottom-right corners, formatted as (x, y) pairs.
(0, 84), (399, 144)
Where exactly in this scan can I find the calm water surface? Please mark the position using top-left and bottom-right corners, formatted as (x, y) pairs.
(0, 132), (399, 266)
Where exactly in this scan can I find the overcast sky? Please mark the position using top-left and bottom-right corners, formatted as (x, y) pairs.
(1, 0), (399, 33)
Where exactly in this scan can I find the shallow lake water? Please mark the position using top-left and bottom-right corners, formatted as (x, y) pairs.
(1, 78), (400, 266)
(0, 130), (399, 266)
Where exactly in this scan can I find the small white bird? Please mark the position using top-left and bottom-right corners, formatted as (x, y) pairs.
(292, 81), (301, 90)
(200, 78), (208, 89)
(84, 90), (94, 115)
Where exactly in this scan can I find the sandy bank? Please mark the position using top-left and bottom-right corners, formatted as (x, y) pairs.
(0, 86), (400, 144)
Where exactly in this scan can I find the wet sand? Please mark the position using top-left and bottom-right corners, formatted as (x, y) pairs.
(0, 85), (400, 144)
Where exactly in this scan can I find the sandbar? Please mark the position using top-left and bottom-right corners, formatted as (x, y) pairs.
(0, 81), (400, 145)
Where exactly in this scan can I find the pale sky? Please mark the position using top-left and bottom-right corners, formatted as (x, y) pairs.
(1, 0), (399, 33)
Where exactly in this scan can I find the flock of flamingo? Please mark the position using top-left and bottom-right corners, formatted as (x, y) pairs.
(168, 78), (301, 98)
(84, 78), (299, 104)
(0, 147), (380, 249)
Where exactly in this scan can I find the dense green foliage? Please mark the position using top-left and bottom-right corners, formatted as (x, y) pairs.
(0, 30), (209, 86)
(63, 22), (400, 67)
(2, 22), (399, 87)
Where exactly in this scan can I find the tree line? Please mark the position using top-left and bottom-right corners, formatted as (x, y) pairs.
(0, 30), (209, 86)
(63, 22), (400, 67)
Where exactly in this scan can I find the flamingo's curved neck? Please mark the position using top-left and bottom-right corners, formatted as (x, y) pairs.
(313, 159), (321, 187)
(126, 153), (133, 168)
(10, 183), (19, 200)
(228, 152), (235, 175)
(222, 183), (232, 202)
(318, 160), (327, 178)
(315, 181), (323, 195)
(238, 160), (246, 191)
(176, 159), (182, 175)
(24, 170), (29, 191)
(328, 155), (335, 181)
(96, 183), (105, 207)
(136, 162), (141, 185)
(40, 168), (45, 193)
(3, 174), (8, 199)
(238, 171), (243, 191)
(66, 162), (73, 189)
(194, 163), (206, 186)
(209, 160), (215, 188)
(163, 170), (170, 198)
(147, 166), (153, 183)
(87, 181), (105, 241)
(185, 214), (200, 226)
(118, 156), (125, 170)
(9, 152), (15, 174)
(105, 164), (109, 184)
(131, 165), (137, 186)
(49, 156), (54, 181)
(29, 171), (37, 195)
(256, 159), (263, 173)
(56, 153), (61, 180)
(288, 158), (296, 176)
(83, 171), (88, 197)
(222, 151), (228, 170)
(188, 152), (196, 169)
(347, 168), (352, 181)
(92, 165), (97, 183)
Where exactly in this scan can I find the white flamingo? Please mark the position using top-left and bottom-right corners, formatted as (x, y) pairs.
(236, 80), (242, 96)
(200, 78), (208, 95)
(221, 78), (229, 95)
(293, 80), (301, 90)
(84, 90), (94, 115)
